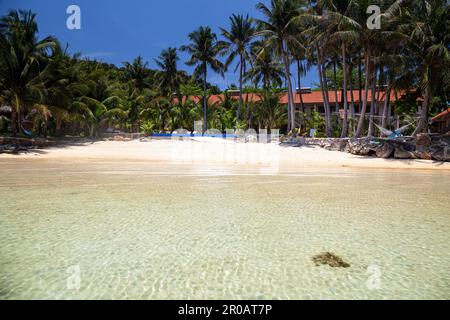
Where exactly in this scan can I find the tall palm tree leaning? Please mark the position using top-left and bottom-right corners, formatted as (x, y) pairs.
(180, 26), (225, 133)
(220, 14), (256, 123)
(256, 0), (305, 132)
(0, 9), (57, 136)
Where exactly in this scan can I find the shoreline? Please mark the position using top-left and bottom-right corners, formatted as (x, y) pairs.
(1, 139), (449, 172)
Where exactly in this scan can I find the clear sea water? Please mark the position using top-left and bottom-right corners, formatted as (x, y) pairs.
(0, 159), (449, 299)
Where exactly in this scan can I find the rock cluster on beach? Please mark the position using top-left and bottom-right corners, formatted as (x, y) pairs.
(283, 134), (450, 162)
(0, 137), (55, 154)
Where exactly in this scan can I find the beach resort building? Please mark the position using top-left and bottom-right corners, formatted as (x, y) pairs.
(175, 88), (408, 124)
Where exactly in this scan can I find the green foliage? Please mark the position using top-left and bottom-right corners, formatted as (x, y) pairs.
(393, 91), (420, 117)
(1, 1), (449, 138)
(253, 91), (286, 131)
(235, 120), (247, 130)
(140, 120), (156, 134)
(304, 110), (325, 137)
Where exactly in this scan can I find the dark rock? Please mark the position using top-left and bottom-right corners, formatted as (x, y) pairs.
(416, 133), (432, 152)
(394, 146), (416, 159)
(376, 142), (395, 158)
(414, 151), (433, 160)
(335, 139), (349, 151)
(284, 136), (449, 162)
(312, 252), (350, 268)
(429, 144), (450, 162)
(0, 137), (55, 147)
(347, 138), (380, 156)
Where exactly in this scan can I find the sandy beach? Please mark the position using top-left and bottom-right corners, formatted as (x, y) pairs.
(1, 138), (449, 172)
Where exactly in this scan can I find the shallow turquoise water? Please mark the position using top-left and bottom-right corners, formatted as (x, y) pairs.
(0, 159), (449, 299)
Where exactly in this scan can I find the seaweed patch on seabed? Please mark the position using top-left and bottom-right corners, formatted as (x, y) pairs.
(312, 252), (351, 268)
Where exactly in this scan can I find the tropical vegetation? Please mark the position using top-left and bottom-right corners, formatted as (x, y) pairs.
(0, 1), (449, 138)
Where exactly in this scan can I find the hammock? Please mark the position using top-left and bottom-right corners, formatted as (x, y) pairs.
(22, 127), (33, 137)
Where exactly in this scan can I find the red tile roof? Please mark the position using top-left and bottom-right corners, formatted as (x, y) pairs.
(173, 90), (401, 106)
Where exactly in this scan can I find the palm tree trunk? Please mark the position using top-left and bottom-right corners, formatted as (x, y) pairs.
(316, 46), (332, 137)
(412, 84), (430, 136)
(367, 64), (378, 137)
(237, 54), (244, 122)
(355, 50), (371, 137)
(297, 60), (305, 132)
(282, 47), (295, 132)
(349, 61), (356, 134)
(341, 44), (348, 138)
(381, 77), (391, 129)
(333, 61), (340, 115)
(358, 58), (363, 113)
(203, 63), (208, 133)
(12, 94), (21, 136)
(11, 107), (18, 136)
(89, 123), (95, 138)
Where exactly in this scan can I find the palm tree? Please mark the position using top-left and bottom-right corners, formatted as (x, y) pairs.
(350, 0), (406, 137)
(154, 47), (186, 97)
(0, 9), (57, 136)
(256, 0), (306, 132)
(244, 41), (285, 90)
(121, 56), (153, 131)
(220, 14), (256, 122)
(139, 96), (171, 132)
(123, 56), (151, 91)
(291, 41), (310, 132)
(254, 91), (287, 132)
(74, 95), (127, 137)
(319, 0), (360, 137)
(180, 26), (225, 132)
(403, 0), (450, 135)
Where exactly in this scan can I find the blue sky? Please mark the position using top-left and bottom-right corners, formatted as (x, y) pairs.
(1, 0), (318, 89)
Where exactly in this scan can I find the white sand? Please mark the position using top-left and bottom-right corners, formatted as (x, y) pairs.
(1, 139), (449, 172)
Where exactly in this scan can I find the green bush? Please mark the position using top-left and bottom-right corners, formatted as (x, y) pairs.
(140, 121), (156, 134)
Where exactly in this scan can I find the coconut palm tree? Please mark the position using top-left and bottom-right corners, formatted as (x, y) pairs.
(301, 9), (334, 137)
(403, 0), (450, 135)
(255, 0), (306, 132)
(123, 56), (151, 92)
(154, 47), (187, 97)
(348, 0), (406, 137)
(220, 14), (256, 122)
(291, 39), (311, 132)
(0, 9), (57, 136)
(253, 91), (287, 132)
(318, 0), (361, 137)
(244, 41), (285, 90)
(180, 26), (225, 132)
